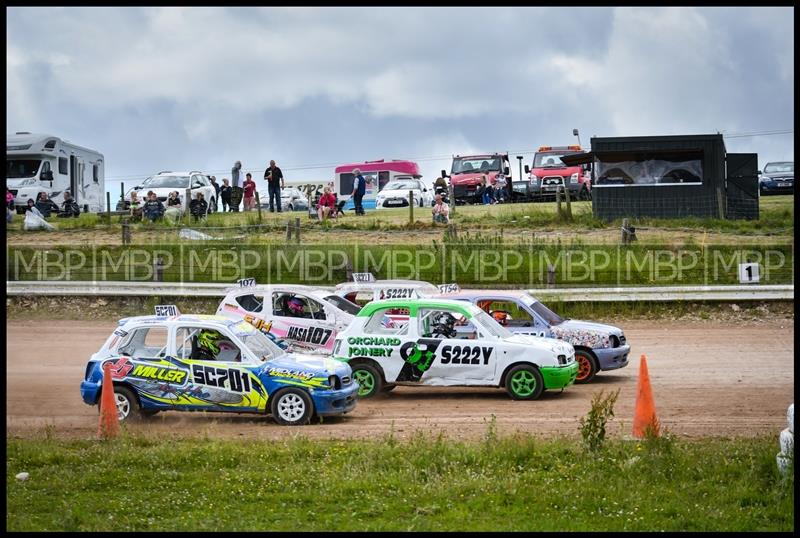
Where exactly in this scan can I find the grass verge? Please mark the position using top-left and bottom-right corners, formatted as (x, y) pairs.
(5, 295), (794, 324)
(6, 433), (793, 531)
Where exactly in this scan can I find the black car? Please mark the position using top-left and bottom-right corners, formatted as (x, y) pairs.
(759, 161), (794, 196)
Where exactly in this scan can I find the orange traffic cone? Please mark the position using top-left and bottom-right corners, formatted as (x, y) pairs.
(98, 363), (120, 439)
(632, 354), (660, 438)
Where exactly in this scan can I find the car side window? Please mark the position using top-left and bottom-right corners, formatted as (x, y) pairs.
(476, 299), (534, 328)
(418, 308), (475, 339)
(118, 327), (169, 359)
(364, 308), (409, 335)
(272, 293), (326, 320)
(175, 326), (242, 362)
(235, 293), (263, 313)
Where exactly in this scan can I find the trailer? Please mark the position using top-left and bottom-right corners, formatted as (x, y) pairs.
(7, 132), (104, 213)
(560, 133), (759, 221)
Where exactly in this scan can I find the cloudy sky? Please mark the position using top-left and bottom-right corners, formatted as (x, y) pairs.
(6, 6), (794, 196)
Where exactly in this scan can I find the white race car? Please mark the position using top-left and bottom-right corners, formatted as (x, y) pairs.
(332, 297), (578, 399)
(216, 284), (361, 354)
(375, 178), (434, 209)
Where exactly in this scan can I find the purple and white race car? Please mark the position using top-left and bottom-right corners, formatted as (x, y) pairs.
(435, 289), (630, 383)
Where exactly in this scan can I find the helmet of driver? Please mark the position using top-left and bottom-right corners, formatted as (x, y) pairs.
(287, 297), (305, 315)
(197, 329), (222, 355)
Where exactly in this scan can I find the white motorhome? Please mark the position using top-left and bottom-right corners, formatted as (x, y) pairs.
(7, 132), (104, 213)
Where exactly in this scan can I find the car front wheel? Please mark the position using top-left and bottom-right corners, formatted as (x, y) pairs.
(352, 363), (383, 398)
(103, 386), (141, 422)
(271, 387), (314, 426)
(574, 350), (599, 384)
(505, 364), (545, 400)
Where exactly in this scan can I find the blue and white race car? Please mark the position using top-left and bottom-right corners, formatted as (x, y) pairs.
(80, 311), (358, 425)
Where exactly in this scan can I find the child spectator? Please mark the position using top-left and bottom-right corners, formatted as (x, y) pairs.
(220, 179), (232, 212)
(494, 172), (507, 203)
(129, 191), (143, 221)
(142, 191), (165, 222)
(190, 191), (208, 222)
(243, 173), (256, 211)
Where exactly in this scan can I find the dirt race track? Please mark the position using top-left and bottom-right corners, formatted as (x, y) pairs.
(6, 319), (794, 441)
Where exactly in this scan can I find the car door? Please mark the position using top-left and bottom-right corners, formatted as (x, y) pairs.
(269, 291), (337, 351)
(416, 306), (497, 384)
(111, 325), (188, 409)
(474, 297), (548, 337)
(172, 324), (267, 412)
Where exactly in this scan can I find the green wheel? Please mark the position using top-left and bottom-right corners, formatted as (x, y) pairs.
(352, 364), (382, 398)
(506, 364), (545, 400)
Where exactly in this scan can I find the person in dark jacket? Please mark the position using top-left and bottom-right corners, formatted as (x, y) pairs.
(57, 191), (81, 218)
(351, 168), (367, 215)
(142, 191), (166, 222)
(264, 159), (284, 213)
(209, 176), (220, 211)
(34, 192), (60, 218)
(220, 178), (232, 212)
(190, 191), (208, 221)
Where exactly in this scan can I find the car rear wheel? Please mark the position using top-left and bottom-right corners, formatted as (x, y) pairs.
(352, 363), (383, 398)
(575, 350), (599, 384)
(506, 365), (544, 400)
(271, 387), (313, 426)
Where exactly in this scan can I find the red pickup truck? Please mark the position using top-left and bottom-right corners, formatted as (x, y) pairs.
(442, 153), (511, 205)
(525, 145), (592, 201)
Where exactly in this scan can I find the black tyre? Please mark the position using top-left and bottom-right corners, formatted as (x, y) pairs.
(505, 364), (545, 401)
(352, 363), (383, 398)
(271, 387), (314, 426)
(574, 349), (599, 384)
(111, 386), (141, 422)
(381, 383), (397, 393)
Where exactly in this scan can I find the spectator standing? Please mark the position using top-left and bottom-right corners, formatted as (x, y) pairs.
(190, 191), (208, 222)
(230, 161), (244, 212)
(243, 173), (257, 211)
(432, 194), (450, 224)
(209, 176), (220, 211)
(6, 188), (14, 210)
(164, 191), (184, 223)
(494, 172), (507, 203)
(142, 191), (166, 222)
(264, 159), (284, 213)
(57, 191), (81, 218)
(351, 168), (366, 216)
(220, 179), (232, 212)
(317, 186), (337, 222)
(35, 192), (60, 218)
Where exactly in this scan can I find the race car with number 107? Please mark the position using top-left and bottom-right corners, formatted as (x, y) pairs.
(332, 298), (578, 400)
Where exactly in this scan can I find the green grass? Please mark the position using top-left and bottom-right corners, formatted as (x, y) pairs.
(6, 196), (793, 237)
(6, 433), (793, 531)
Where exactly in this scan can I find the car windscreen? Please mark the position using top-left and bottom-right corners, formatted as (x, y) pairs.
(7, 159), (41, 179)
(324, 295), (362, 315)
(764, 162), (794, 174)
(383, 181), (418, 191)
(452, 157), (501, 174)
(142, 175), (190, 189)
(233, 321), (286, 361)
(527, 300), (564, 325)
(474, 310), (513, 339)
(533, 153), (570, 168)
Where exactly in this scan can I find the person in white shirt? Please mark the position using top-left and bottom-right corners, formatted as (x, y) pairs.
(432, 194), (450, 224)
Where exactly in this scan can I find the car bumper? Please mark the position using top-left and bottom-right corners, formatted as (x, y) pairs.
(594, 344), (630, 371)
(540, 362), (579, 389)
(312, 383), (359, 416)
(760, 182), (794, 194)
(81, 380), (101, 405)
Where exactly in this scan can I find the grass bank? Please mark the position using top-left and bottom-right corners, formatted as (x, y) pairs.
(6, 196), (793, 239)
(6, 433), (793, 531)
(5, 295), (794, 324)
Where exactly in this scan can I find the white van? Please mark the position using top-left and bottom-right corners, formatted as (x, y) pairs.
(7, 132), (104, 213)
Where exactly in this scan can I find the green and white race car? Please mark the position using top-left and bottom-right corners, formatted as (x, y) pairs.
(331, 298), (578, 400)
